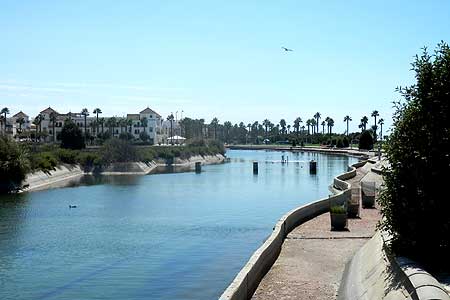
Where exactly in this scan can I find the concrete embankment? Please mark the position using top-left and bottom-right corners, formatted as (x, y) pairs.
(23, 164), (85, 192)
(87, 161), (158, 175)
(23, 154), (225, 192)
(219, 161), (361, 300)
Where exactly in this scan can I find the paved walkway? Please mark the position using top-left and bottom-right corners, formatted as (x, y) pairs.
(252, 163), (383, 300)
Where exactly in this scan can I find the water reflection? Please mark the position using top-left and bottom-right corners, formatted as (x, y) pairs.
(0, 150), (357, 300)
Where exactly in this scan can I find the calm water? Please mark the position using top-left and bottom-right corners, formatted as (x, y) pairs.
(0, 150), (356, 300)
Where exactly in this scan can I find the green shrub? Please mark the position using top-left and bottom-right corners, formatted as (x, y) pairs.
(77, 152), (102, 167)
(343, 137), (350, 147)
(31, 152), (58, 172)
(119, 132), (133, 140)
(359, 130), (373, 150)
(378, 42), (450, 269)
(0, 136), (30, 192)
(55, 148), (79, 164)
(330, 205), (346, 214)
(139, 131), (150, 142)
(336, 138), (344, 148)
(60, 120), (85, 150)
(100, 139), (137, 163)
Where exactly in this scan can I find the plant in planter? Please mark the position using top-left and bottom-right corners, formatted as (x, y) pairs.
(330, 205), (348, 230)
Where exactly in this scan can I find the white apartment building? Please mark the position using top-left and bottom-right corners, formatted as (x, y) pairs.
(10, 111), (31, 136)
(125, 107), (163, 144)
(36, 107), (163, 144)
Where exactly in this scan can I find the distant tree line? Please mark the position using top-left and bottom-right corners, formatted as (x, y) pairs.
(180, 112), (383, 148)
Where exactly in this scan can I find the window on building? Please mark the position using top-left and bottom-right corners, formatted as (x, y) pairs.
(149, 127), (153, 132)
(134, 129), (139, 134)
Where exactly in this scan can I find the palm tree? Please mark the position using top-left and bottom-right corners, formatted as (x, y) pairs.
(310, 119), (317, 134)
(378, 118), (384, 142)
(279, 119), (287, 135)
(1, 107), (10, 133)
(210, 117), (219, 140)
(343, 115), (352, 136)
(49, 112), (57, 142)
(81, 108), (89, 138)
(293, 117), (302, 136)
(371, 110), (379, 128)
(127, 118), (133, 134)
(93, 108), (102, 136)
(223, 121), (232, 142)
(305, 119), (312, 135)
(99, 117), (105, 134)
(314, 112), (321, 134)
(106, 117), (115, 136)
(327, 117), (334, 135)
(141, 117), (148, 134)
(167, 114), (175, 143)
(324, 117), (330, 133)
(33, 115), (42, 142)
(16, 117), (25, 133)
(359, 116), (368, 131)
(263, 119), (270, 138)
(0, 115), (4, 134)
(321, 121), (326, 134)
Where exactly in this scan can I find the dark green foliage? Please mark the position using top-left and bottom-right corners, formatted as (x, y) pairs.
(60, 120), (85, 150)
(55, 148), (79, 164)
(336, 138), (344, 148)
(77, 152), (102, 168)
(378, 42), (450, 269)
(119, 132), (133, 140)
(29, 152), (58, 172)
(343, 137), (349, 147)
(139, 131), (150, 142)
(0, 136), (30, 192)
(101, 139), (137, 163)
(358, 130), (373, 150)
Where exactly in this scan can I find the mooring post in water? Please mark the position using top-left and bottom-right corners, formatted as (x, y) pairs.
(253, 161), (258, 174)
(309, 160), (317, 174)
(195, 162), (202, 173)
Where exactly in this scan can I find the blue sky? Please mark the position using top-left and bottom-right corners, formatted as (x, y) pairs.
(1, 1), (449, 133)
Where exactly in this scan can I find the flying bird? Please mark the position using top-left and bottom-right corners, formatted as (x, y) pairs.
(281, 47), (293, 52)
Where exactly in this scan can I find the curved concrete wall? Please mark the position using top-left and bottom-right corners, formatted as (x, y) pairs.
(219, 161), (364, 300)
(339, 233), (450, 300)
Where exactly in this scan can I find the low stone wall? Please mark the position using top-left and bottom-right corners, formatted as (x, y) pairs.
(23, 164), (84, 192)
(219, 161), (362, 300)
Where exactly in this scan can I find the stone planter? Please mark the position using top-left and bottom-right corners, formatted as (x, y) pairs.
(361, 181), (376, 208)
(362, 194), (375, 208)
(330, 213), (347, 230)
(347, 203), (360, 218)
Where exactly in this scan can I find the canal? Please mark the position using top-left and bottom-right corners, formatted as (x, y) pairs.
(0, 150), (357, 300)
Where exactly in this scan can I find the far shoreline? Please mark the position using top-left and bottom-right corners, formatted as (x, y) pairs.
(226, 144), (374, 159)
(21, 154), (226, 193)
